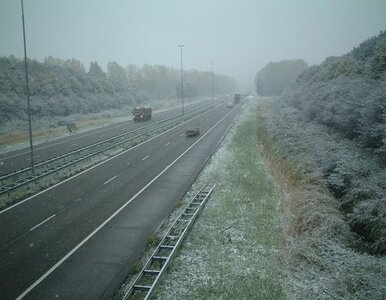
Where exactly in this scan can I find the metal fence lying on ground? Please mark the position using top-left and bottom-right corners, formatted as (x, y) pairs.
(123, 184), (215, 300)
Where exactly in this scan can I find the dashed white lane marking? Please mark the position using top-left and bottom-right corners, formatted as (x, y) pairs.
(2, 102), (220, 215)
(142, 155), (150, 161)
(70, 143), (78, 147)
(164, 142), (170, 147)
(103, 175), (118, 185)
(15, 107), (234, 300)
(29, 214), (56, 231)
(180, 133), (185, 136)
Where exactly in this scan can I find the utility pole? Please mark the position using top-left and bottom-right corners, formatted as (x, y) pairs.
(211, 61), (215, 104)
(21, 0), (35, 175)
(178, 45), (184, 115)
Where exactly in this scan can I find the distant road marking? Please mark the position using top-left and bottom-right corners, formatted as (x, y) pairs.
(15, 107), (234, 300)
(29, 214), (56, 232)
(103, 175), (118, 185)
(142, 155), (150, 161)
(70, 143), (78, 147)
(180, 133), (185, 136)
(164, 142), (170, 147)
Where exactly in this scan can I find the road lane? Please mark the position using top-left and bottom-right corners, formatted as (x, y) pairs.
(0, 100), (209, 176)
(0, 102), (243, 299)
(0, 104), (227, 246)
(26, 105), (243, 299)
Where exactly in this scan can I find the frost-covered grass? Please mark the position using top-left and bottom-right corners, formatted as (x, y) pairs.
(256, 97), (386, 299)
(154, 102), (284, 299)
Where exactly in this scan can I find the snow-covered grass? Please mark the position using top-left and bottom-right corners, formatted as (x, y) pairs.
(153, 101), (284, 299)
(256, 97), (386, 299)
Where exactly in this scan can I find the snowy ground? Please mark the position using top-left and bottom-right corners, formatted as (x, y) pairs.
(151, 101), (284, 299)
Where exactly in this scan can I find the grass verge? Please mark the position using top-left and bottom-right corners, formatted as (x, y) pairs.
(256, 97), (386, 299)
(153, 101), (284, 299)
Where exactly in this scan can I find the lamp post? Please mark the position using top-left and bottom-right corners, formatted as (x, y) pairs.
(178, 44), (184, 115)
(21, 0), (35, 175)
(210, 61), (215, 104)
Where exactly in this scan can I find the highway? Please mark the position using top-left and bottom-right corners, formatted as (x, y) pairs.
(0, 100), (209, 176)
(0, 101), (244, 299)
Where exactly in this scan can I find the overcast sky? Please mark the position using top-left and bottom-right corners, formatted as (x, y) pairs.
(1, 0), (386, 91)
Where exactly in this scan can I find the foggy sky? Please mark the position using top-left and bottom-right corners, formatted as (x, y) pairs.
(1, 0), (386, 91)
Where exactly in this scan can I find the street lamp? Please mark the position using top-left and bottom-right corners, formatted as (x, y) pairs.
(210, 61), (215, 104)
(178, 44), (184, 115)
(21, 0), (35, 175)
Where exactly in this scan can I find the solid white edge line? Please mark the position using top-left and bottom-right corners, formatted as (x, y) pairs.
(0, 104), (221, 215)
(29, 214), (56, 232)
(16, 107), (234, 300)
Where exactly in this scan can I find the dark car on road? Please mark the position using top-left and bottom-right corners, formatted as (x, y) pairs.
(185, 127), (200, 137)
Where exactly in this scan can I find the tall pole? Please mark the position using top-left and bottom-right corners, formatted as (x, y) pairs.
(21, 0), (35, 175)
(178, 45), (184, 115)
(211, 61), (215, 104)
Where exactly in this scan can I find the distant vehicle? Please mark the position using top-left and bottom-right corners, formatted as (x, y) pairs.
(227, 101), (233, 108)
(234, 93), (241, 104)
(185, 127), (200, 137)
(66, 122), (77, 132)
(133, 106), (152, 122)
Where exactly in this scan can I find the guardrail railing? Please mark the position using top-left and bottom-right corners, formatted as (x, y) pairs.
(0, 103), (216, 198)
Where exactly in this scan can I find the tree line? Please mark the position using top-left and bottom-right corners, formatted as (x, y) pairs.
(0, 56), (237, 124)
(254, 59), (307, 96)
(259, 30), (386, 254)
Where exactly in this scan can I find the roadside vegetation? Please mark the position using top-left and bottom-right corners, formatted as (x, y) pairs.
(255, 30), (386, 298)
(0, 55), (236, 129)
(154, 102), (284, 299)
(254, 59), (307, 96)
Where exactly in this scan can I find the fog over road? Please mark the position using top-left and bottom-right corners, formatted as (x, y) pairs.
(0, 101), (243, 299)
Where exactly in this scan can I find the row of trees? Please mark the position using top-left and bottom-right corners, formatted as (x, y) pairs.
(254, 59), (307, 96)
(267, 30), (386, 254)
(0, 56), (237, 124)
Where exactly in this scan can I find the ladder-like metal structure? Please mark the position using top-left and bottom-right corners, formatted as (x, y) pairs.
(123, 184), (215, 300)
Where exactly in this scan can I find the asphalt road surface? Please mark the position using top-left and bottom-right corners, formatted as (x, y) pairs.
(0, 99), (209, 176)
(0, 101), (244, 299)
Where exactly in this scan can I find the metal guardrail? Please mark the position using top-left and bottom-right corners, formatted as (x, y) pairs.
(123, 184), (215, 300)
(0, 103), (216, 196)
